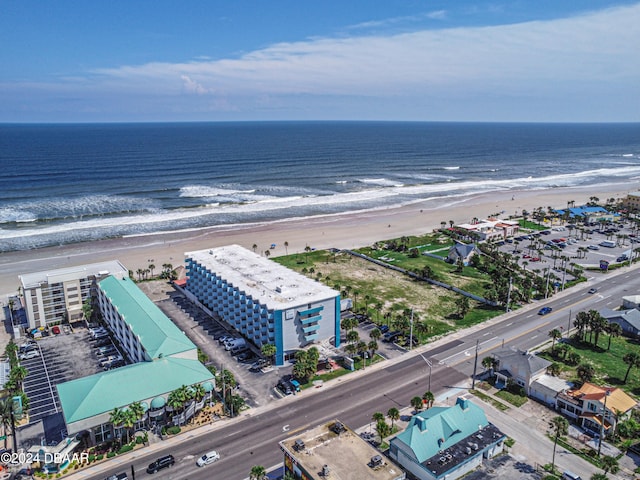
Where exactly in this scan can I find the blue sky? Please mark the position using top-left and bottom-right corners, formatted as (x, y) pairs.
(1, 1), (639, 123)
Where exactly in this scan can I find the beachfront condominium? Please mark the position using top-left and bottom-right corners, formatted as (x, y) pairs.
(19, 260), (128, 329)
(184, 245), (341, 365)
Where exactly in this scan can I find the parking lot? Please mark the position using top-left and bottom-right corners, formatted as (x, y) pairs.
(138, 281), (287, 409)
(18, 326), (111, 446)
(496, 221), (638, 282)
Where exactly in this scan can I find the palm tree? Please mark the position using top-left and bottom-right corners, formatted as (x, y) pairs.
(369, 328), (381, 341)
(148, 263), (155, 277)
(284, 241), (289, 255)
(576, 363), (595, 383)
(264, 250), (270, 259)
(547, 363), (561, 376)
(121, 408), (137, 443)
(548, 328), (562, 352)
(0, 397), (15, 450)
(549, 416), (569, 472)
(422, 391), (435, 409)
(601, 455), (619, 475)
(367, 340), (378, 359)
(252, 244), (258, 253)
(606, 323), (622, 351)
(590, 474), (608, 480)
(192, 383), (206, 403)
(387, 407), (400, 430)
(109, 407), (125, 445)
(346, 330), (359, 344)
(375, 419), (391, 444)
(136, 268), (144, 281)
(411, 396), (424, 413)
(623, 352), (640, 383)
(481, 356), (496, 373)
(129, 401), (145, 424)
(261, 344), (277, 364)
(372, 411), (384, 423)
(249, 465), (267, 480)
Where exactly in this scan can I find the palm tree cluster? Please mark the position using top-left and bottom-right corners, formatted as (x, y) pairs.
(2, 341), (29, 418)
(574, 310), (609, 348)
(159, 263), (176, 280)
(292, 347), (320, 383)
(109, 402), (146, 445)
(217, 369), (245, 417)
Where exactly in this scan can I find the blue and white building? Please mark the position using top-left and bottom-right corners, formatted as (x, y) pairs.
(185, 245), (341, 365)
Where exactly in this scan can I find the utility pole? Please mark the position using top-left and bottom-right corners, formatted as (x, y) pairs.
(567, 309), (572, 337)
(471, 339), (479, 389)
(545, 267), (551, 299)
(505, 276), (512, 313)
(419, 354), (432, 393)
(221, 363), (226, 416)
(409, 309), (414, 351)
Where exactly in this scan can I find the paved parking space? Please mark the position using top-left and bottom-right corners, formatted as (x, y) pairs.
(20, 327), (108, 423)
(137, 281), (287, 409)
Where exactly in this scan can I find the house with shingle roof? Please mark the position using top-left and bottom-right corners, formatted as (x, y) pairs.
(491, 349), (551, 395)
(600, 307), (640, 337)
(389, 398), (505, 480)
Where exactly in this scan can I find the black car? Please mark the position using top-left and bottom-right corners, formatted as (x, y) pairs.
(147, 455), (175, 474)
(277, 381), (293, 395)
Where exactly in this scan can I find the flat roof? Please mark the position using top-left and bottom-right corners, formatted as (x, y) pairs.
(57, 357), (214, 424)
(280, 420), (405, 480)
(186, 245), (339, 310)
(20, 260), (128, 289)
(98, 276), (196, 359)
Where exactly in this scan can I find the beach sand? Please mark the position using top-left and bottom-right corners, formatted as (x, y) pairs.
(1, 183), (636, 298)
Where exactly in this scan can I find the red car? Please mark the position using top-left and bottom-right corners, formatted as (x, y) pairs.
(522, 254), (531, 259)
(52, 325), (61, 335)
(530, 257), (541, 262)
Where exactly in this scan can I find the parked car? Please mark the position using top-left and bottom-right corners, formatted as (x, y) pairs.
(588, 245), (599, 250)
(196, 450), (220, 467)
(378, 325), (390, 334)
(588, 288), (598, 294)
(146, 455), (175, 474)
(235, 351), (255, 362)
(382, 330), (401, 342)
(104, 473), (128, 480)
(538, 307), (553, 316)
(19, 350), (39, 360)
(249, 359), (270, 371)
(51, 325), (61, 335)
(277, 381), (293, 395)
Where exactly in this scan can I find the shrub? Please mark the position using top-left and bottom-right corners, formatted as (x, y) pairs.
(107, 452), (116, 458)
(135, 436), (143, 444)
(96, 454), (104, 461)
(88, 454), (95, 463)
(117, 444), (134, 455)
(166, 426), (181, 435)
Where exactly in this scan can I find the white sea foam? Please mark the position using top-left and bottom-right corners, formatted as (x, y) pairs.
(179, 185), (256, 198)
(358, 178), (404, 187)
(443, 166), (460, 170)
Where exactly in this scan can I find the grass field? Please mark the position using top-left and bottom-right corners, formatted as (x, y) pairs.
(274, 233), (504, 346)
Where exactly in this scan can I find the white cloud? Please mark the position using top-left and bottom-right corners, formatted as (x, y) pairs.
(93, 3), (639, 101)
(4, 3), (640, 121)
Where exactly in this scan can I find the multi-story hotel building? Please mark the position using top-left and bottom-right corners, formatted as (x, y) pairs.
(184, 245), (341, 365)
(19, 260), (128, 329)
(57, 275), (214, 445)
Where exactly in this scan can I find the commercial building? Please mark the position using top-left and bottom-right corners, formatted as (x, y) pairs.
(280, 420), (405, 480)
(389, 398), (505, 480)
(19, 260), (128, 329)
(621, 191), (640, 214)
(57, 276), (214, 445)
(185, 245), (341, 365)
(453, 218), (520, 243)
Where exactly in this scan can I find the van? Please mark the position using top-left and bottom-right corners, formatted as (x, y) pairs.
(599, 240), (616, 248)
(225, 338), (247, 351)
(229, 344), (248, 355)
(562, 471), (582, 480)
(196, 450), (220, 467)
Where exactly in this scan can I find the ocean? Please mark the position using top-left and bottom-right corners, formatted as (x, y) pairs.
(1, 121), (639, 252)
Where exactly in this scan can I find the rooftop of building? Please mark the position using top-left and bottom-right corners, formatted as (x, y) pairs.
(19, 260), (128, 289)
(57, 356), (214, 425)
(98, 276), (196, 359)
(564, 382), (637, 414)
(280, 420), (405, 480)
(492, 348), (551, 376)
(391, 398), (505, 477)
(185, 244), (339, 310)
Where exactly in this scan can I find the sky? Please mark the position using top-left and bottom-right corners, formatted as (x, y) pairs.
(1, 1), (639, 123)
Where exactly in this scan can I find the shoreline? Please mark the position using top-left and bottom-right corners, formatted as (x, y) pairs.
(1, 183), (636, 297)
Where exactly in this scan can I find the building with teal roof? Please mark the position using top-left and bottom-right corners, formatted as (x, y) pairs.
(56, 275), (215, 446)
(389, 398), (505, 480)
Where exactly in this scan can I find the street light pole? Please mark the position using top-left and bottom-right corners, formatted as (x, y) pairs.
(597, 389), (611, 458)
(419, 354), (432, 393)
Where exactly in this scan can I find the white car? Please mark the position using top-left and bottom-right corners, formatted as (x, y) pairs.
(19, 350), (40, 360)
(196, 450), (220, 466)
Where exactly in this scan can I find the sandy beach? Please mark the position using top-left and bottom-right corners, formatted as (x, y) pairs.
(1, 183), (636, 298)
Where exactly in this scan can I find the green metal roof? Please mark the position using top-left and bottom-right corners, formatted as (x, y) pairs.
(57, 357), (214, 425)
(392, 398), (490, 463)
(98, 276), (195, 359)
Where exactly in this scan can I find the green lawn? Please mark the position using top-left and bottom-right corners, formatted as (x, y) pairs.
(541, 336), (640, 397)
(495, 389), (528, 407)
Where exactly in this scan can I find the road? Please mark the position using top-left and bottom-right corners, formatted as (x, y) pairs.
(73, 263), (640, 480)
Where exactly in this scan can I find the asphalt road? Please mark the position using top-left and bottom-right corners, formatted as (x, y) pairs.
(81, 263), (640, 480)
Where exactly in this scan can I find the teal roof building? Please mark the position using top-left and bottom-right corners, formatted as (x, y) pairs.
(56, 275), (215, 442)
(389, 398), (505, 480)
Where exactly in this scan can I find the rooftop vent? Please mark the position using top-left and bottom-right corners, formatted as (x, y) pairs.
(321, 465), (330, 476)
(370, 455), (383, 467)
(294, 439), (305, 452)
(331, 421), (345, 434)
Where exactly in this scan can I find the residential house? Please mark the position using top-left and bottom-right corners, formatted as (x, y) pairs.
(446, 242), (478, 266)
(491, 349), (550, 394)
(622, 295), (640, 311)
(454, 218), (519, 243)
(600, 308), (640, 338)
(389, 398), (505, 480)
(556, 383), (637, 437)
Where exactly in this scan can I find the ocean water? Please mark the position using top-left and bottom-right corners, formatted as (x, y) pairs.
(1, 121), (639, 252)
